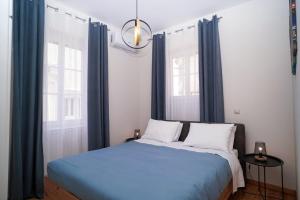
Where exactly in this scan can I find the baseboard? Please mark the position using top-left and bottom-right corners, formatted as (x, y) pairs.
(246, 179), (296, 197)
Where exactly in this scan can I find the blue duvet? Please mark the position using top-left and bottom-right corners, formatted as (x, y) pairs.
(48, 141), (232, 200)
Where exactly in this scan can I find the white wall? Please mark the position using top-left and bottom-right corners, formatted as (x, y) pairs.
(138, 0), (297, 190)
(109, 45), (154, 145)
(108, 47), (143, 145)
(138, 46), (152, 133)
(220, 0), (296, 190)
(0, 0), (11, 199)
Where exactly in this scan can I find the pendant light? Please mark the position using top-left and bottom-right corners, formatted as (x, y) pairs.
(121, 0), (152, 49)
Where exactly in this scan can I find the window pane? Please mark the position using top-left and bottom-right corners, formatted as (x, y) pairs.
(76, 50), (82, 70)
(48, 43), (58, 66)
(46, 95), (58, 121)
(47, 67), (58, 93)
(173, 75), (185, 96)
(172, 57), (185, 76)
(171, 54), (199, 97)
(189, 55), (198, 74)
(190, 74), (199, 95)
(64, 95), (81, 120)
(65, 47), (82, 70)
(172, 57), (186, 96)
(65, 47), (70, 68)
(196, 54), (199, 70)
(64, 70), (81, 92)
(189, 54), (199, 95)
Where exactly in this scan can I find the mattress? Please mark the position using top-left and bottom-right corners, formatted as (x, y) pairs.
(48, 141), (232, 200)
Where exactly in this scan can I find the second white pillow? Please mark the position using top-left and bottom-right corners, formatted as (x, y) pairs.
(183, 123), (235, 152)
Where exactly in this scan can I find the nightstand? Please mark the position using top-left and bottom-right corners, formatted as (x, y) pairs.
(125, 137), (138, 142)
(242, 153), (284, 200)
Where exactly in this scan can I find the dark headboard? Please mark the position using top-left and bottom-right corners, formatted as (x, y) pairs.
(167, 121), (246, 174)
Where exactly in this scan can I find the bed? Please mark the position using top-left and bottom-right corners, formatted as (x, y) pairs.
(46, 121), (245, 200)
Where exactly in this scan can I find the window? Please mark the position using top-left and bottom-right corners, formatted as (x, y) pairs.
(43, 8), (89, 172)
(44, 43), (83, 123)
(166, 26), (200, 121)
(172, 54), (199, 96)
(45, 42), (59, 121)
(63, 47), (82, 120)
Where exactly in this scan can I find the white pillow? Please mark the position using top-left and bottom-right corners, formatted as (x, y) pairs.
(142, 119), (180, 143)
(229, 126), (237, 151)
(183, 123), (235, 152)
(173, 123), (183, 142)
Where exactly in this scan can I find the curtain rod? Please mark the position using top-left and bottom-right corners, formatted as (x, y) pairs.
(166, 16), (222, 35)
(46, 4), (111, 31)
(47, 5), (87, 22)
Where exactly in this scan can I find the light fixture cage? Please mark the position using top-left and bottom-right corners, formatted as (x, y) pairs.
(121, 19), (152, 49)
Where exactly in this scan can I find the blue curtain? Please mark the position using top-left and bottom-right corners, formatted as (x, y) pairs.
(88, 20), (110, 151)
(9, 0), (45, 199)
(198, 16), (225, 123)
(289, 0), (297, 75)
(151, 33), (166, 120)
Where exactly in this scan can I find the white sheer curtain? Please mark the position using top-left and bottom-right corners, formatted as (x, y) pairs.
(166, 24), (200, 121)
(43, 8), (88, 173)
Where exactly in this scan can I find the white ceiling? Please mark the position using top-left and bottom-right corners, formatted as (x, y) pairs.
(58, 0), (251, 31)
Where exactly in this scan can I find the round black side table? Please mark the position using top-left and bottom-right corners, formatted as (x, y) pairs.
(242, 154), (284, 200)
(125, 137), (138, 142)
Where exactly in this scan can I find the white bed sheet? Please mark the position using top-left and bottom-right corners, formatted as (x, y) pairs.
(136, 139), (245, 193)
(233, 149), (238, 158)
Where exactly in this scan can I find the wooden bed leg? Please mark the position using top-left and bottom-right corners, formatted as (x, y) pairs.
(218, 179), (233, 200)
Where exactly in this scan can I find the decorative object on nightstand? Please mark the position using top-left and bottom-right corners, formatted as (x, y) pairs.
(125, 137), (137, 142)
(125, 129), (141, 142)
(134, 129), (141, 139)
(254, 141), (267, 161)
(242, 154), (284, 200)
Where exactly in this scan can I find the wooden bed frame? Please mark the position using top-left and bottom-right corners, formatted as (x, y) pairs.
(45, 177), (233, 200)
(45, 122), (245, 200)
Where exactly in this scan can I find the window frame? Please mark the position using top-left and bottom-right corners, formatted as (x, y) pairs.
(44, 41), (85, 128)
(170, 51), (199, 97)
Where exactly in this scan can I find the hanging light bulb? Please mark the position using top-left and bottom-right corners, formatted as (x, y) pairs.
(134, 18), (141, 46)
